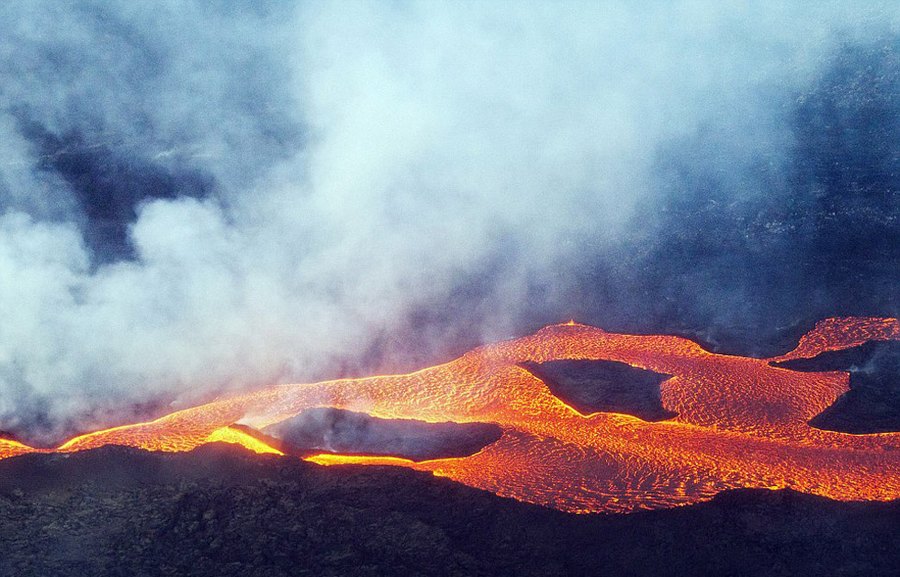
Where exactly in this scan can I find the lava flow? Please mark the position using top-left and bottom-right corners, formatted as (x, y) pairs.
(2, 316), (899, 514)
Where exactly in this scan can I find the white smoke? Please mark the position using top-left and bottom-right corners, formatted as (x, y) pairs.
(0, 1), (897, 442)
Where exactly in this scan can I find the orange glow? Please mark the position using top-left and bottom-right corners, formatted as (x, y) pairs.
(0, 438), (37, 459)
(772, 316), (900, 361)
(306, 453), (425, 467)
(1, 316), (899, 513)
(204, 426), (283, 455)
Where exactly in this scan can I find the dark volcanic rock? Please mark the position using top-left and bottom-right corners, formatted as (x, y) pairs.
(521, 359), (676, 420)
(260, 408), (503, 461)
(773, 341), (900, 433)
(2, 444), (897, 577)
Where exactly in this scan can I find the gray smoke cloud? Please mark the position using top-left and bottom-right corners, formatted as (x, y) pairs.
(0, 1), (897, 443)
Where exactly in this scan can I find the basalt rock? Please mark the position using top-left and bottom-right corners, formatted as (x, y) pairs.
(0, 444), (898, 577)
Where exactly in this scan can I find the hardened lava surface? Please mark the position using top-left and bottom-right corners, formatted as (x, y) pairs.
(2, 317), (899, 514)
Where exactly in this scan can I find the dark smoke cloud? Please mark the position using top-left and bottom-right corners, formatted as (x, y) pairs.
(0, 1), (897, 442)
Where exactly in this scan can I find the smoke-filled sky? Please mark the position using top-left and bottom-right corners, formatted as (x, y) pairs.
(1, 1), (898, 442)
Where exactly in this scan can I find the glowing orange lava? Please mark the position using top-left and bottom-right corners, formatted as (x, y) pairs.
(1, 316), (899, 514)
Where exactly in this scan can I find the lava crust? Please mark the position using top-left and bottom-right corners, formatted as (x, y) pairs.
(520, 359), (675, 420)
(773, 340), (900, 433)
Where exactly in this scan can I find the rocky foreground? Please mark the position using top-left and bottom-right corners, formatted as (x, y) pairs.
(0, 444), (898, 577)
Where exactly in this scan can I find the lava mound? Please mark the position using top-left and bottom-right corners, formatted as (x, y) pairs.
(2, 316), (899, 514)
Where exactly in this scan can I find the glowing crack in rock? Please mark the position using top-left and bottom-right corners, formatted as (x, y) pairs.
(2, 316), (899, 514)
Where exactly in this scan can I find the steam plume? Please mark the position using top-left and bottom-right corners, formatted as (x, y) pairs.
(0, 1), (897, 442)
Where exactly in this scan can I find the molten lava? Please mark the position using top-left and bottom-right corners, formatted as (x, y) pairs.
(2, 316), (899, 514)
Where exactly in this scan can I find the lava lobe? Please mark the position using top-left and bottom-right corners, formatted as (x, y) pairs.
(1, 316), (899, 514)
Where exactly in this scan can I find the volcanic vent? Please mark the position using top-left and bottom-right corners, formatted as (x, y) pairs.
(1, 316), (899, 514)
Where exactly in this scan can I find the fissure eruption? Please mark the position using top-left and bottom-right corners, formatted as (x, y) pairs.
(2, 316), (899, 514)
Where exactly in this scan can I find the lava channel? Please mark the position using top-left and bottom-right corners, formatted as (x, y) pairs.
(1, 316), (899, 514)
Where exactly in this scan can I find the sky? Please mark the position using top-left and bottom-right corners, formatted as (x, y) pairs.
(0, 1), (898, 443)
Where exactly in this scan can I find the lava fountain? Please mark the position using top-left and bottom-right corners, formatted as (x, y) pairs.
(2, 316), (899, 514)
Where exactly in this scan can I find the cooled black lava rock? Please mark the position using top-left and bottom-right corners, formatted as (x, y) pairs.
(521, 359), (676, 421)
(773, 341), (900, 433)
(0, 444), (899, 577)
